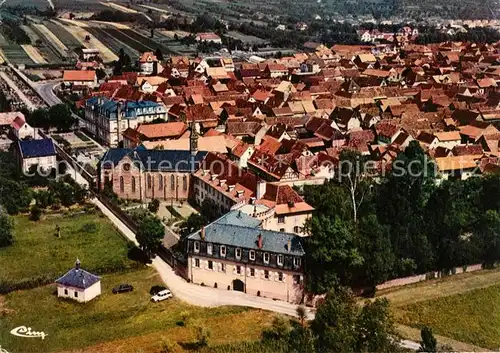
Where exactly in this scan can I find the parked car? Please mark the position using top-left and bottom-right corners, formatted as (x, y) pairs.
(151, 289), (173, 302)
(112, 284), (134, 294)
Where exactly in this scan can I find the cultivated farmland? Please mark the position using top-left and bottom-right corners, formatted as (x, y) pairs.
(106, 28), (153, 53)
(1, 44), (35, 65)
(21, 44), (47, 64)
(86, 27), (138, 59)
(33, 23), (68, 58)
(45, 21), (82, 50)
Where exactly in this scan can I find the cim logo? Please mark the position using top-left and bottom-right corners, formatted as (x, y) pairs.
(10, 326), (48, 340)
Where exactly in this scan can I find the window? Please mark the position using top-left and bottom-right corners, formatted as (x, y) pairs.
(131, 176), (136, 193)
(221, 263), (226, 272)
(249, 250), (255, 261)
(236, 265), (241, 274)
(294, 226), (299, 233)
(278, 272), (283, 281)
(74, 291), (78, 298)
(119, 176), (124, 192)
(293, 274), (302, 285)
(263, 253), (270, 264)
(278, 216), (285, 224)
(294, 257), (301, 267)
(123, 163), (131, 171)
(194, 241), (200, 253)
(147, 174), (152, 189)
(277, 254), (283, 266)
(220, 245), (226, 257)
(195, 258), (200, 267)
(183, 175), (188, 190)
(158, 175), (163, 190)
(264, 270), (269, 279)
(208, 260), (213, 270)
(207, 243), (213, 255)
(64, 289), (68, 295)
(250, 268), (255, 277)
(280, 228), (285, 232)
(235, 248), (242, 259)
(171, 175), (175, 190)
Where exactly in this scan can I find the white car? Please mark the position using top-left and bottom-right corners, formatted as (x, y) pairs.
(151, 289), (173, 302)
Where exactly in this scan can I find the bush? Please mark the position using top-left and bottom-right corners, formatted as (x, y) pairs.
(80, 222), (98, 233)
(150, 285), (167, 295)
(148, 198), (160, 213)
(30, 205), (42, 221)
(196, 325), (211, 347)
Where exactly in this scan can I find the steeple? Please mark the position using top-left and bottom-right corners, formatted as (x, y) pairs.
(189, 122), (199, 156)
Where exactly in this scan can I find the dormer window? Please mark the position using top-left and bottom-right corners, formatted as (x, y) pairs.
(235, 248), (242, 259)
(294, 257), (301, 267)
(249, 250), (255, 261)
(207, 243), (213, 255)
(194, 241), (200, 253)
(277, 254), (283, 266)
(220, 245), (226, 257)
(263, 253), (270, 264)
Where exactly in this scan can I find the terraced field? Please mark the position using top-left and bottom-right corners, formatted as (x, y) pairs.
(107, 28), (173, 54)
(45, 21), (82, 49)
(21, 44), (47, 64)
(1, 44), (35, 65)
(86, 27), (138, 59)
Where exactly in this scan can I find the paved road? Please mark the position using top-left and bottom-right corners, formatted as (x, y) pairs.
(36, 81), (63, 106)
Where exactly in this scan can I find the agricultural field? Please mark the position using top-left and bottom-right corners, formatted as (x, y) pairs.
(21, 44), (47, 64)
(86, 27), (138, 59)
(106, 28), (155, 53)
(33, 23), (69, 58)
(227, 31), (269, 45)
(100, 1), (138, 13)
(60, 22), (119, 62)
(1, 44), (35, 65)
(45, 21), (82, 50)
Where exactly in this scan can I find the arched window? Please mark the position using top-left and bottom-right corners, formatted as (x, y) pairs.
(158, 174), (163, 190)
(147, 174), (152, 189)
(131, 177), (136, 193)
(119, 176), (124, 192)
(170, 175), (175, 190)
(183, 175), (188, 191)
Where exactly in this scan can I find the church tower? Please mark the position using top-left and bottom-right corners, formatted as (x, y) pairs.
(189, 122), (199, 155)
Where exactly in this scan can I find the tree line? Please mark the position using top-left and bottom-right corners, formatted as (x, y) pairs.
(300, 142), (500, 294)
(26, 104), (76, 132)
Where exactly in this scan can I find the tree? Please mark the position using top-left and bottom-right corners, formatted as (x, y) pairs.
(304, 215), (363, 292)
(28, 108), (50, 129)
(136, 216), (164, 258)
(419, 326), (437, 352)
(356, 214), (395, 291)
(195, 325), (211, 347)
(474, 210), (500, 268)
(355, 298), (400, 352)
(30, 204), (42, 221)
(311, 287), (359, 353)
(155, 48), (164, 61)
(296, 305), (307, 327)
(179, 213), (208, 238)
(0, 208), (13, 247)
(337, 149), (372, 223)
(48, 104), (75, 131)
(148, 198), (160, 213)
(262, 316), (292, 342)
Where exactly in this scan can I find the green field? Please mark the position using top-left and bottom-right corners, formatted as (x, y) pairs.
(396, 283), (500, 349)
(0, 269), (274, 353)
(0, 210), (136, 292)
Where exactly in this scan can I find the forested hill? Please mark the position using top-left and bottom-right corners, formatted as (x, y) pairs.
(276, 0), (498, 21)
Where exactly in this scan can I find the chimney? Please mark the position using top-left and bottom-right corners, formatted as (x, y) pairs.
(256, 180), (267, 199)
(287, 238), (291, 253)
(200, 226), (205, 240)
(257, 233), (263, 249)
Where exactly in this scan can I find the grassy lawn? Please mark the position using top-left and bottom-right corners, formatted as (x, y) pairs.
(0, 269), (275, 353)
(395, 284), (500, 349)
(0, 210), (137, 291)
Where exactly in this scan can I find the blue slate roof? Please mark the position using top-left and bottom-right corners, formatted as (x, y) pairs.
(18, 138), (56, 159)
(101, 148), (207, 172)
(188, 210), (305, 256)
(56, 267), (100, 289)
(86, 96), (163, 121)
